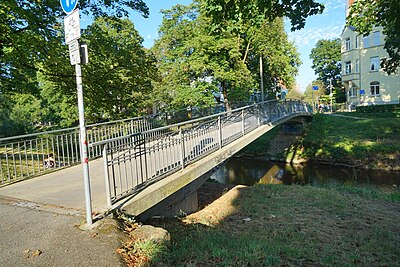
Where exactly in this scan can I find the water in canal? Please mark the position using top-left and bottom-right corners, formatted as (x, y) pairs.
(209, 157), (400, 187)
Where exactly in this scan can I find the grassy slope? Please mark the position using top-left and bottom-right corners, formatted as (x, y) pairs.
(147, 185), (400, 266)
(120, 112), (400, 266)
(299, 114), (400, 169)
(241, 112), (400, 169)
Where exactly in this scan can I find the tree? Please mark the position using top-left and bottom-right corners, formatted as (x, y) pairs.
(247, 18), (301, 97)
(309, 38), (344, 102)
(304, 80), (326, 106)
(39, 17), (157, 124)
(287, 87), (304, 100)
(151, 4), (217, 111)
(153, 2), (306, 111)
(197, 0), (322, 107)
(0, 1), (149, 93)
(347, 0), (400, 74)
(200, 0), (324, 33)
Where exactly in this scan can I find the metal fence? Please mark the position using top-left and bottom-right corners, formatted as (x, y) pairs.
(0, 115), (163, 186)
(99, 100), (312, 206)
(0, 103), (238, 186)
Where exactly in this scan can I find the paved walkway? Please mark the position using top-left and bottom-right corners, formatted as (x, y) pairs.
(0, 159), (126, 266)
(0, 158), (108, 213)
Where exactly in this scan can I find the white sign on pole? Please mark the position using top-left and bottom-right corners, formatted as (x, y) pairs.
(68, 40), (80, 65)
(64, 9), (81, 44)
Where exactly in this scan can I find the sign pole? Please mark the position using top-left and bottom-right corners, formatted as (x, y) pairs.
(75, 62), (93, 226)
(61, 2), (93, 226)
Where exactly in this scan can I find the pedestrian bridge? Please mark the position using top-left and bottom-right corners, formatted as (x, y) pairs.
(0, 100), (312, 220)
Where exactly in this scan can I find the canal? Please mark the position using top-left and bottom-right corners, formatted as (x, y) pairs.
(209, 157), (400, 187)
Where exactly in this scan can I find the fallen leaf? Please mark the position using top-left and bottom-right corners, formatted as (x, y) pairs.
(32, 250), (42, 257)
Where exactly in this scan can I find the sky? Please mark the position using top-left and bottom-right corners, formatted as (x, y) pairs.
(128, 0), (346, 92)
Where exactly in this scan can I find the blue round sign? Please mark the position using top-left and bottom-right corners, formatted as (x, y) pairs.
(60, 0), (78, 14)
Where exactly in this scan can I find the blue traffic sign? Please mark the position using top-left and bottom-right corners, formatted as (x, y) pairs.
(60, 0), (78, 14)
(312, 86), (319, 90)
(360, 89), (365, 95)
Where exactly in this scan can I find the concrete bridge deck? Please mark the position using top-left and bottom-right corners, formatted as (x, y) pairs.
(0, 158), (107, 214)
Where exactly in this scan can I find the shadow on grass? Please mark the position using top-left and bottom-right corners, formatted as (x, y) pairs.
(147, 184), (400, 266)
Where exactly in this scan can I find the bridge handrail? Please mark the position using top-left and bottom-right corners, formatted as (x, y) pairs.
(100, 99), (312, 205)
(89, 101), (262, 148)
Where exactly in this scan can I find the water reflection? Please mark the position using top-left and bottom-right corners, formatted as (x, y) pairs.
(209, 158), (400, 187)
(258, 165), (283, 185)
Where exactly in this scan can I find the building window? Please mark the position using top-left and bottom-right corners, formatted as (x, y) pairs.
(370, 81), (380, 96)
(363, 35), (370, 48)
(345, 37), (351, 50)
(373, 31), (380, 46)
(355, 35), (358, 48)
(355, 59), (359, 73)
(370, 57), (380, 71)
(345, 61), (352, 74)
(349, 86), (357, 97)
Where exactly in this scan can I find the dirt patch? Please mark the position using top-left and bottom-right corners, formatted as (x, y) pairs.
(197, 181), (235, 210)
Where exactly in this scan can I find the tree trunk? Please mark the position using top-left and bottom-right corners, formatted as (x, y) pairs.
(222, 81), (231, 112)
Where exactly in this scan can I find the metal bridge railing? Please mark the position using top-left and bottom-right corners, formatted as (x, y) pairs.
(0, 115), (162, 186)
(97, 100), (312, 206)
(0, 103), (236, 186)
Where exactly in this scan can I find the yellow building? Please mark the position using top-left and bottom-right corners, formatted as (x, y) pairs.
(341, 1), (400, 108)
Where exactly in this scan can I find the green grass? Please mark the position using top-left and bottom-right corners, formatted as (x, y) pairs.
(144, 185), (400, 266)
(299, 114), (400, 166)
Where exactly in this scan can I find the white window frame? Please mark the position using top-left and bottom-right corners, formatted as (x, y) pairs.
(370, 57), (380, 72)
(345, 61), (352, 74)
(345, 37), (351, 51)
(370, 81), (380, 96)
(355, 35), (358, 48)
(349, 87), (358, 97)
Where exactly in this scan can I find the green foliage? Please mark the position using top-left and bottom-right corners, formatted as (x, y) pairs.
(309, 38), (343, 101)
(153, 2), (305, 110)
(347, 0), (400, 74)
(200, 0), (324, 33)
(303, 80), (326, 105)
(0, 1), (153, 133)
(0, 0), (149, 93)
(300, 114), (400, 166)
(356, 104), (400, 117)
(82, 17), (157, 121)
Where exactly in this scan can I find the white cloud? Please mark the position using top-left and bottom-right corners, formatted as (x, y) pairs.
(288, 24), (344, 47)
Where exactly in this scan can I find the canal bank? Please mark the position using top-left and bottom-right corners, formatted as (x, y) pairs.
(118, 111), (400, 266)
(238, 112), (400, 171)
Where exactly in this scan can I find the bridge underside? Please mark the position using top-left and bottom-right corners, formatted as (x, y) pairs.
(116, 114), (311, 219)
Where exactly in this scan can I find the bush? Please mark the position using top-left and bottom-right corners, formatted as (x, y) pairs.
(356, 104), (400, 117)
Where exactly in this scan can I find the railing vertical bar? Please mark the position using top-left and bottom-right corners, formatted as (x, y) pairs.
(241, 110), (245, 136)
(0, 151), (4, 184)
(11, 144), (17, 179)
(66, 134), (71, 166)
(5, 146), (11, 182)
(179, 128), (185, 169)
(23, 141), (29, 177)
(218, 116), (222, 149)
(41, 138), (46, 172)
(74, 132), (79, 163)
(61, 135), (65, 167)
(102, 144), (112, 207)
(17, 143), (23, 179)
